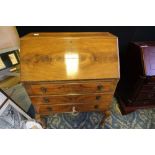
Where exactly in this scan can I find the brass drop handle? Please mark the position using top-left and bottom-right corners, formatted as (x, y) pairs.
(47, 107), (52, 111)
(72, 106), (78, 114)
(97, 85), (104, 91)
(96, 96), (101, 100)
(44, 97), (49, 103)
(40, 87), (47, 93)
(94, 105), (99, 109)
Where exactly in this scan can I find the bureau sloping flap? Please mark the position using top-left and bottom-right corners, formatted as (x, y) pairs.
(20, 32), (120, 82)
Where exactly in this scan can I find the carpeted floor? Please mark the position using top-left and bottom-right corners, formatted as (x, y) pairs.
(4, 84), (155, 129)
(46, 98), (155, 129)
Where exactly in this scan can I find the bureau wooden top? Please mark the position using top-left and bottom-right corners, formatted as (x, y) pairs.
(20, 32), (120, 82)
(21, 32), (117, 38)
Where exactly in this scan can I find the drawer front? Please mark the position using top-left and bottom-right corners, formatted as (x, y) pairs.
(134, 100), (155, 106)
(141, 85), (155, 92)
(30, 94), (113, 105)
(145, 77), (155, 85)
(137, 92), (155, 100)
(34, 102), (111, 114)
(25, 80), (116, 95)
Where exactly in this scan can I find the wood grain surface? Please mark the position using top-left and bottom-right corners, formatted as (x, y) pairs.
(20, 32), (119, 81)
(30, 93), (113, 105)
(24, 80), (117, 95)
(34, 102), (111, 115)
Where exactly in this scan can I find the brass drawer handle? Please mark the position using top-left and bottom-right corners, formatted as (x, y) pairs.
(72, 106), (78, 114)
(47, 107), (52, 111)
(94, 105), (99, 109)
(97, 85), (104, 91)
(96, 96), (101, 100)
(44, 97), (49, 103)
(40, 87), (47, 93)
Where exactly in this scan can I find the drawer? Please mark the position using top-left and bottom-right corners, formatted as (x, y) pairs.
(34, 102), (111, 114)
(137, 92), (155, 100)
(25, 80), (116, 95)
(133, 100), (155, 106)
(145, 77), (155, 85)
(30, 94), (113, 105)
(141, 85), (155, 92)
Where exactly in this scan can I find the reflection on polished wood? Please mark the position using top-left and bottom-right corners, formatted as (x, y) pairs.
(65, 53), (79, 77)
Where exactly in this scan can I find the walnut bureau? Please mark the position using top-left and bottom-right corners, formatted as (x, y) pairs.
(20, 32), (120, 123)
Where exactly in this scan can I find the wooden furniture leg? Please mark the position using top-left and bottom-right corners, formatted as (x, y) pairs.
(35, 114), (46, 129)
(99, 110), (111, 127)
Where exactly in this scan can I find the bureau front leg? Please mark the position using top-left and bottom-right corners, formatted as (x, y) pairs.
(104, 110), (111, 119)
(35, 114), (46, 129)
(100, 110), (111, 127)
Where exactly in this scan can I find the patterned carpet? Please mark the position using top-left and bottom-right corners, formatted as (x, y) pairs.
(4, 84), (155, 129)
(46, 98), (155, 129)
